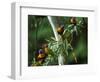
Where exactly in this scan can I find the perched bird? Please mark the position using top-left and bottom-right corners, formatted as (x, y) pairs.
(70, 17), (77, 25)
(37, 49), (45, 59)
(57, 25), (64, 35)
(36, 49), (46, 64)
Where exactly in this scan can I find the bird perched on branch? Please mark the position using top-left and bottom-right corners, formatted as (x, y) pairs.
(57, 25), (64, 35)
(37, 49), (46, 63)
(70, 17), (77, 25)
